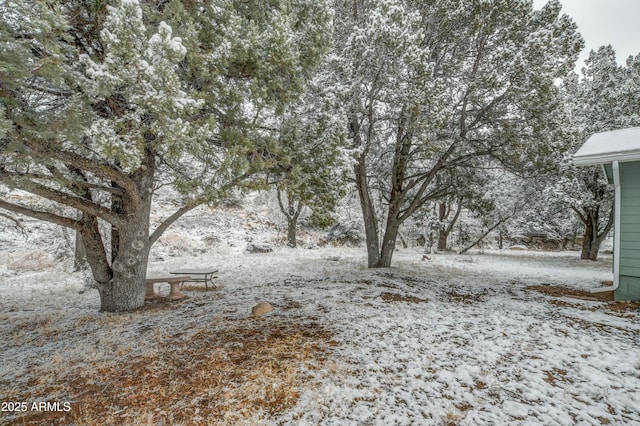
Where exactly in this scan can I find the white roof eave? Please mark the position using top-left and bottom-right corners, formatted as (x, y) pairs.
(573, 127), (640, 166)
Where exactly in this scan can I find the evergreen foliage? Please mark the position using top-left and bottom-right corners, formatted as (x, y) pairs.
(549, 46), (640, 260)
(331, 0), (582, 267)
(2, 0), (637, 311)
(0, 0), (331, 311)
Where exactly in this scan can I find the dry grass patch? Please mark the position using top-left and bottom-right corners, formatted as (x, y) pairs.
(6, 318), (333, 425)
(446, 290), (486, 304)
(381, 292), (427, 304)
(543, 368), (573, 388)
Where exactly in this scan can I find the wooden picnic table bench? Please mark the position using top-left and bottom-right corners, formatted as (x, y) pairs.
(145, 275), (191, 300)
(169, 268), (218, 289)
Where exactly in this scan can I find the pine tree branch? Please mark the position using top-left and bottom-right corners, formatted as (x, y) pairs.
(0, 199), (81, 230)
(1, 171), (124, 226)
(276, 188), (292, 220)
(20, 137), (137, 195)
(6, 168), (125, 197)
(149, 204), (196, 245)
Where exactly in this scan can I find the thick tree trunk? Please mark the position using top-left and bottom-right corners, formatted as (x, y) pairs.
(580, 218), (598, 260)
(355, 155), (381, 267)
(99, 213), (151, 312)
(86, 153), (155, 312)
(378, 219), (401, 267)
(81, 200), (152, 312)
(578, 205), (613, 262)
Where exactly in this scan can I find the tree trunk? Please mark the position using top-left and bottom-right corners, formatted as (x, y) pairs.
(73, 229), (88, 271)
(378, 219), (400, 267)
(355, 158), (381, 267)
(578, 205), (613, 261)
(80, 200), (152, 312)
(580, 214), (609, 261)
(437, 202), (448, 251)
(287, 214), (298, 248)
(580, 217), (598, 260)
(84, 154), (155, 312)
(276, 189), (302, 248)
(99, 213), (151, 311)
(111, 181), (124, 262)
(437, 199), (463, 252)
(437, 231), (448, 252)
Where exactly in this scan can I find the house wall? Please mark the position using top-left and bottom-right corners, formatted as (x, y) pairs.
(616, 161), (640, 301)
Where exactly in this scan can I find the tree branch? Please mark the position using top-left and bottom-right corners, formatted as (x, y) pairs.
(0, 199), (81, 230)
(20, 137), (137, 194)
(446, 198), (464, 234)
(148, 170), (257, 245)
(149, 204), (196, 245)
(458, 213), (514, 255)
(0, 211), (26, 235)
(598, 204), (614, 240)
(571, 205), (587, 225)
(2, 173), (124, 226)
(398, 138), (460, 222)
(5, 167), (125, 197)
(276, 188), (292, 220)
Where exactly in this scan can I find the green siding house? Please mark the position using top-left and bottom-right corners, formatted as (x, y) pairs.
(574, 127), (640, 301)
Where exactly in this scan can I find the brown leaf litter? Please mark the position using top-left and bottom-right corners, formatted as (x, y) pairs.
(4, 317), (334, 425)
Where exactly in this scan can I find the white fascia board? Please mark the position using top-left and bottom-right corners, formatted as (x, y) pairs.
(573, 151), (640, 166)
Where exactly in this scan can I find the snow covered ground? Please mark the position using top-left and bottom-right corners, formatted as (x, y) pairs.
(1, 207), (639, 425)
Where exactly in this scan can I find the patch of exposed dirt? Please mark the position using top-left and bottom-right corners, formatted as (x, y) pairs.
(380, 292), (427, 304)
(527, 284), (640, 314)
(5, 318), (333, 425)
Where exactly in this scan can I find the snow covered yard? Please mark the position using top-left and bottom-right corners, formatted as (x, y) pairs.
(1, 243), (639, 425)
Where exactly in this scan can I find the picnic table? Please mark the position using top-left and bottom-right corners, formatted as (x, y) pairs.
(169, 268), (218, 288)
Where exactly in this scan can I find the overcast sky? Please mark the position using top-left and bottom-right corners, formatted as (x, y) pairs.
(532, 0), (640, 70)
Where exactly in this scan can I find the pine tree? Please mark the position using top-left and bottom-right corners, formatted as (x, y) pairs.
(555, 46), (640, 260)
(331, 0), (582, 267)
(0, 0), (331, 311)
(272, 71), (350, 247)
